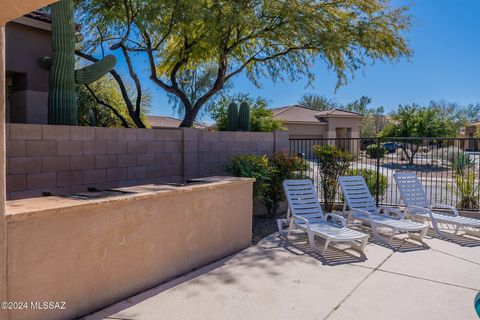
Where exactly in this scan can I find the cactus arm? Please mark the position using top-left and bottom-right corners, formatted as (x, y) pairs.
(75, 54), (116, 84)
(37, 57), (52, 70)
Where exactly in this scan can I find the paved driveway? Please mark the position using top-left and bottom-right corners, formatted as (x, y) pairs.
(83, 230), (480, 320)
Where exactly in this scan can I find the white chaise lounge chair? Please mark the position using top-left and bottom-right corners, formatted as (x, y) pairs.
(279, 179), (369, 254)
(339, 176), (428, 246)
(394, 172), (480, 239)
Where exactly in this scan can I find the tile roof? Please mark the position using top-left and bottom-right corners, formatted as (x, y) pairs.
(24, 10), (52, 23)
(146, 115), (205, 129)
(22, 10), (81, 31)
(270, 105), (361, 124)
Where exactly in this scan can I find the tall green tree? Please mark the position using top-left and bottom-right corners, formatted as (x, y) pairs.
(379, 105), (459, 164)
(298, 94), (337, 111)
(78, 0), (412, 127)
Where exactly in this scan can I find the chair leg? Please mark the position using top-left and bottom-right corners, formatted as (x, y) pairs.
(408, 227), (427, 242)
(287, 218), (295, 239)
(307, 230), (329, 254)
(351, 237), (368, 253)
(453, 224), (462, 235)
(371, 222), (394, 245)
(431, 219), (456, 240)
(277, 219), (287, 237)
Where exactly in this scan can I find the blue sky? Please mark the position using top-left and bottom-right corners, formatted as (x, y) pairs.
(119, 0), (480, 122)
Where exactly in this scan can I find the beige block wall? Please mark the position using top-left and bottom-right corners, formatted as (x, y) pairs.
(5, 178), (253, 320)
(6, 124), (289, 200)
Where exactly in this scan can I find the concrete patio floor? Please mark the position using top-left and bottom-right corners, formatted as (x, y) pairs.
(83, 229), (480, 320)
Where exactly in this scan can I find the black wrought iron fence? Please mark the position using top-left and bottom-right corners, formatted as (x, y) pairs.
(290, 137), (480, 211)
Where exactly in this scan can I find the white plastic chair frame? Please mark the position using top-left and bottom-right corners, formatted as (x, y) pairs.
(339, 176), (428, 246)
(394, 172), (480, 239)
(280, 179), (369, 254)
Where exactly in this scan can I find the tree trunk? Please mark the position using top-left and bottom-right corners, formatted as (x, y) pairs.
(179, 107), (201, 127)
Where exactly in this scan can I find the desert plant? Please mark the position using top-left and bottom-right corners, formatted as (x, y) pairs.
(451, 153), (476, 175)
(227, 103), (239, 131)
(366, 144), (387, 159)
(38, 0), (116, 125)
(238, 102), (251, 131)
(226, 154), (270, 197)
(313, 144), (353, 212)
(347, 168), (388, 199)
(262, 153), (309, 217)
(211, 94), (283, 132)
(447, 172), (480, 209)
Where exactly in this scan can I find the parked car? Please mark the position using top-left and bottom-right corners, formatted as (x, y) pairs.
(382, 142), (399, 153)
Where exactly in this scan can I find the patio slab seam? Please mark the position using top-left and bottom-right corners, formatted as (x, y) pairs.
(375, 268), (479, 291)
(430, 247), (480, 266)
(322, 250), (394, 320)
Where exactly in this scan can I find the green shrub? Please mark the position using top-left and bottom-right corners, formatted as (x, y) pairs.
(347, 168), (388, 199)
(366, 144), (387, 158)
(451, 153), (475, 175)
(447, 172), (480, 209)
(226, 154), (270, 197)
(263, 153), (309, 217)
(226, 152), (308, 217)
(313, 144), (353, 212)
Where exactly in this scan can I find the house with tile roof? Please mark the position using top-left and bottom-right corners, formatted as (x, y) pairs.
(146, 115), (206, 129)
(270, 105), (361, 140)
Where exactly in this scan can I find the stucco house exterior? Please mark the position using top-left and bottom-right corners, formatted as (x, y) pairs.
(457, 121), (480, 151)
(270, 105), (361, 139)
(5, 11), (51, 124)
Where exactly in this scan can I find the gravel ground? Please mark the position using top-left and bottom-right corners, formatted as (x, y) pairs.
(252, 215), (285, 244)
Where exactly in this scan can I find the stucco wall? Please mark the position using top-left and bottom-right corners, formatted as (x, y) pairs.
(282, 122), (328, 139)
(6, 124), (289, 200)
(5, 177), (253, 320)
(5, 21), (51, 124)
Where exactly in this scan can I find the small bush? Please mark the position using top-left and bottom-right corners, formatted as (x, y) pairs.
(313, 144), (353, 212)
(227, 153), (308, 217)
(263, 153), (309, 217)
(226, 154), (270, 197)
(347, 168), (388, 199)
(447, 172), (480, 209)
(366, 144), (387, 159)
(451, 153), (475, 175)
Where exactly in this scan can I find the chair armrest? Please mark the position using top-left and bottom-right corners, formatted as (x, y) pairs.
(406, 205), (430, 215)
(432, 203), (459, 216)
(292, 215), (311, 228)
(378, 205), (405, 219)
(350, 208), (372, 220)
(325, 213), (347, 227)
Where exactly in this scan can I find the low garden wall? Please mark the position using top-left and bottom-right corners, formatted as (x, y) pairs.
(5, 177), (253, 320)
(5, 123), (289, 200)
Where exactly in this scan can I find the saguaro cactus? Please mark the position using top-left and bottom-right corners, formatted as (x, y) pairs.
(227, 103), (239, 131)
(38, 0), (116, 125)
(238, 102), (250, 131)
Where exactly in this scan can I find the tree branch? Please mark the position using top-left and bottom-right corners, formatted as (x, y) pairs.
(84, 84), (130, 128)
(75, 50), (146, 128)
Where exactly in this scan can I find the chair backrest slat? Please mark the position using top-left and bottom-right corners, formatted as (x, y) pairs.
(283, 180), (324, 219)
(394, 172), (430, 208)
(338, 176), (378, 215)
